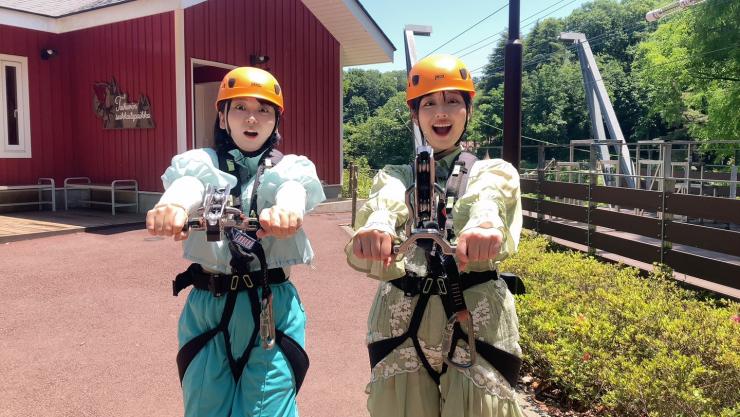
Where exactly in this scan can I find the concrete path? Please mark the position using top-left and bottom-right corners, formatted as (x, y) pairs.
(0, 212), (377, 417)
(0, 211), (543, 417)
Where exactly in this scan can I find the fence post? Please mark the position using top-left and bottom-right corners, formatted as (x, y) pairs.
(730, 165), (738, 200)
(587, 144), (597, 256)
(660, 142), (673, 193)
(537, 144), (545, 233)
(660, 176), (675, 265)
(350, 163), (358, 229)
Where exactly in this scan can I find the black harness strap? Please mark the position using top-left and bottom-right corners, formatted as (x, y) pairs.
(216, 148), (284, 209)
(175, 146), (308, 391)
(175, 283), (309, 390)
(368, 150), (522, 388)
(368, 291), (441, 384)
(441, 151), (478, 240)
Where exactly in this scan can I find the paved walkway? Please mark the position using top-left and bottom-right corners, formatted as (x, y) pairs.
(0, 210), (547, 417)
(0, 211), (376, 417)
(0, 209), (142, 243)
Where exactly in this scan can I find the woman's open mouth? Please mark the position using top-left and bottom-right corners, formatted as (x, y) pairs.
(432, 124), (452, 136)
(243, 131), (259, 138)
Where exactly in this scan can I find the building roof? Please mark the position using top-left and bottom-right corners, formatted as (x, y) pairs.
(302, 0), (395, 66)
(0, 0), (130, 18)
(0, 0), (394, 66)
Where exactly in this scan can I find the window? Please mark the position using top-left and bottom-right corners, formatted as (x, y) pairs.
(0, 54), (31, 158)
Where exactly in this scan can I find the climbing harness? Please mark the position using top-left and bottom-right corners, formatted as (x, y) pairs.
(172, 149), (309, 391)
(368, 147), (522, 387)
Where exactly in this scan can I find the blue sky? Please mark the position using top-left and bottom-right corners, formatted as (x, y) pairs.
(350, 0), (593, 74)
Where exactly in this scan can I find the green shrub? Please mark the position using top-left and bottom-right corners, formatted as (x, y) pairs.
(501, 235), (740, 417)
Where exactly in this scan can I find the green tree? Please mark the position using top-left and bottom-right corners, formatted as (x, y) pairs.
(523, 18), (568, 69)
(632, 0), (740, 160)
(477, 32), (509, 93)
(564, 0), (658, 63)
(345, 95), (370, 124)
(468, 85), (504, 145)
(344, 92), (413, 168)
(522, 60), (590, 146)
(343, 69), (398, 115)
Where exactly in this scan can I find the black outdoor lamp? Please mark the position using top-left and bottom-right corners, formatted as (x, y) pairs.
(250, 54), (269, 66)
(40, 48), (57, 60)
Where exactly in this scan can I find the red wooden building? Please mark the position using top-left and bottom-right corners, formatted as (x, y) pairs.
(0, 0), (393, 208)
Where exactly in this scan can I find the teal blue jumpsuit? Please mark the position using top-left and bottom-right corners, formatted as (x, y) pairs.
(159, 148), (326, 417)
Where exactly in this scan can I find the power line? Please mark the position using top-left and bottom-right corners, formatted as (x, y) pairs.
(479, 25), (655, 75)
(484, 20), (657, 72)
(423, 3), (508, 58)
(469, 0), (732, 74)
(486, 25), (738, 75)
(477, 119), (586, 149)
(474, 0), (733, 73)
(451, 0), (582, 58)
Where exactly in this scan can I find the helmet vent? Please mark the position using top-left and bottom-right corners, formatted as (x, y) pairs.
(274, 84), (281, 95)
(460, 68), (468, 80)
(412, 75), (420, 86)
(228, 78), (236, 88)
(434, 74), (445, 80)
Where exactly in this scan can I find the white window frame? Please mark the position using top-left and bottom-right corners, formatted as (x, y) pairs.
(0, 54), (32, 158)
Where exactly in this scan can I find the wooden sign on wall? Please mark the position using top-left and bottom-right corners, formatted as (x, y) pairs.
(93, 78), (155, 129)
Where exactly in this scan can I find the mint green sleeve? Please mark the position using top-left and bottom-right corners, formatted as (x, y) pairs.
(452, 158), (522, 266)
(257, 154), (326, 213)
(345, 165), (411, 280)
(161, 149), (237, 190)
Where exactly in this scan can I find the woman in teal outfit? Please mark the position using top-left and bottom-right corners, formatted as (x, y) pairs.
(146, 67), (325, 417)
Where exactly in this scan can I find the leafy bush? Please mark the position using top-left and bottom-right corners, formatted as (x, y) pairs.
(501, 235), (740, 417)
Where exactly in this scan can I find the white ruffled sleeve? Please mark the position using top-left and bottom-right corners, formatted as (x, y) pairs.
(158, 149), (237, 213)
(257, 154), (326, 213)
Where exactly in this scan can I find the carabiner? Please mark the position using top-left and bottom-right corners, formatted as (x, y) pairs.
(442, 310), (476, 369)
(259, 294), (276, 350)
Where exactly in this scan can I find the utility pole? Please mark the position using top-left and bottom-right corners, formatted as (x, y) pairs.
(403, 25), (432, 149)
(503, 0), (522, 169)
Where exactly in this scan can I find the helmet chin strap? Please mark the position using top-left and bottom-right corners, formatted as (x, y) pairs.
(223, 101), (232, 137)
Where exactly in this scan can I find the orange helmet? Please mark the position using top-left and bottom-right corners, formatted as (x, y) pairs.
(215, 67), (284, 113)
(406, 54), (475, 107)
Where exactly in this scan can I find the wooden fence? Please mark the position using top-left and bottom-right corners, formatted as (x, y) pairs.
(521, 173), (740, 290)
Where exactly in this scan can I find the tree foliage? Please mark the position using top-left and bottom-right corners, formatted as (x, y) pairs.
(632, 0), (740, 161)
(343, 0), (739, 168)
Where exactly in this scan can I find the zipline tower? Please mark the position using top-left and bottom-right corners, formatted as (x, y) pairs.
(559, 32), (636, 188)
(403, 25), (432, 149)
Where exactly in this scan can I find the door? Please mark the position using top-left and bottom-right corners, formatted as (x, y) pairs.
(194, 82), (220, 149)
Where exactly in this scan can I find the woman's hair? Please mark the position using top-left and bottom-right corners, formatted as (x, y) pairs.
(213, 99), (282, 155)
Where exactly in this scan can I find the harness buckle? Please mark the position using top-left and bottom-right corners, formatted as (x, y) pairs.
(422, 277), (434, 294)
(242, 274), (254, 288)
(442, 310), (477, 370)
(207, 274), (224, 297)
(260, 294), (276, 350)
(437, 278), (447, 295)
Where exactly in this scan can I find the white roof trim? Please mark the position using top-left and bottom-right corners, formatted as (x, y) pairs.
(301, 0), (394, 66)
(0, 0), (393, 66)
(0, 0), (202, 34)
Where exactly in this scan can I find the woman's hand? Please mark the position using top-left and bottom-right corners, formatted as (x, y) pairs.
(456, 223), (503, 271)
(256, 206), (303, 239)
(352, 229), (394, 268)
(146, 203), (189, 241)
